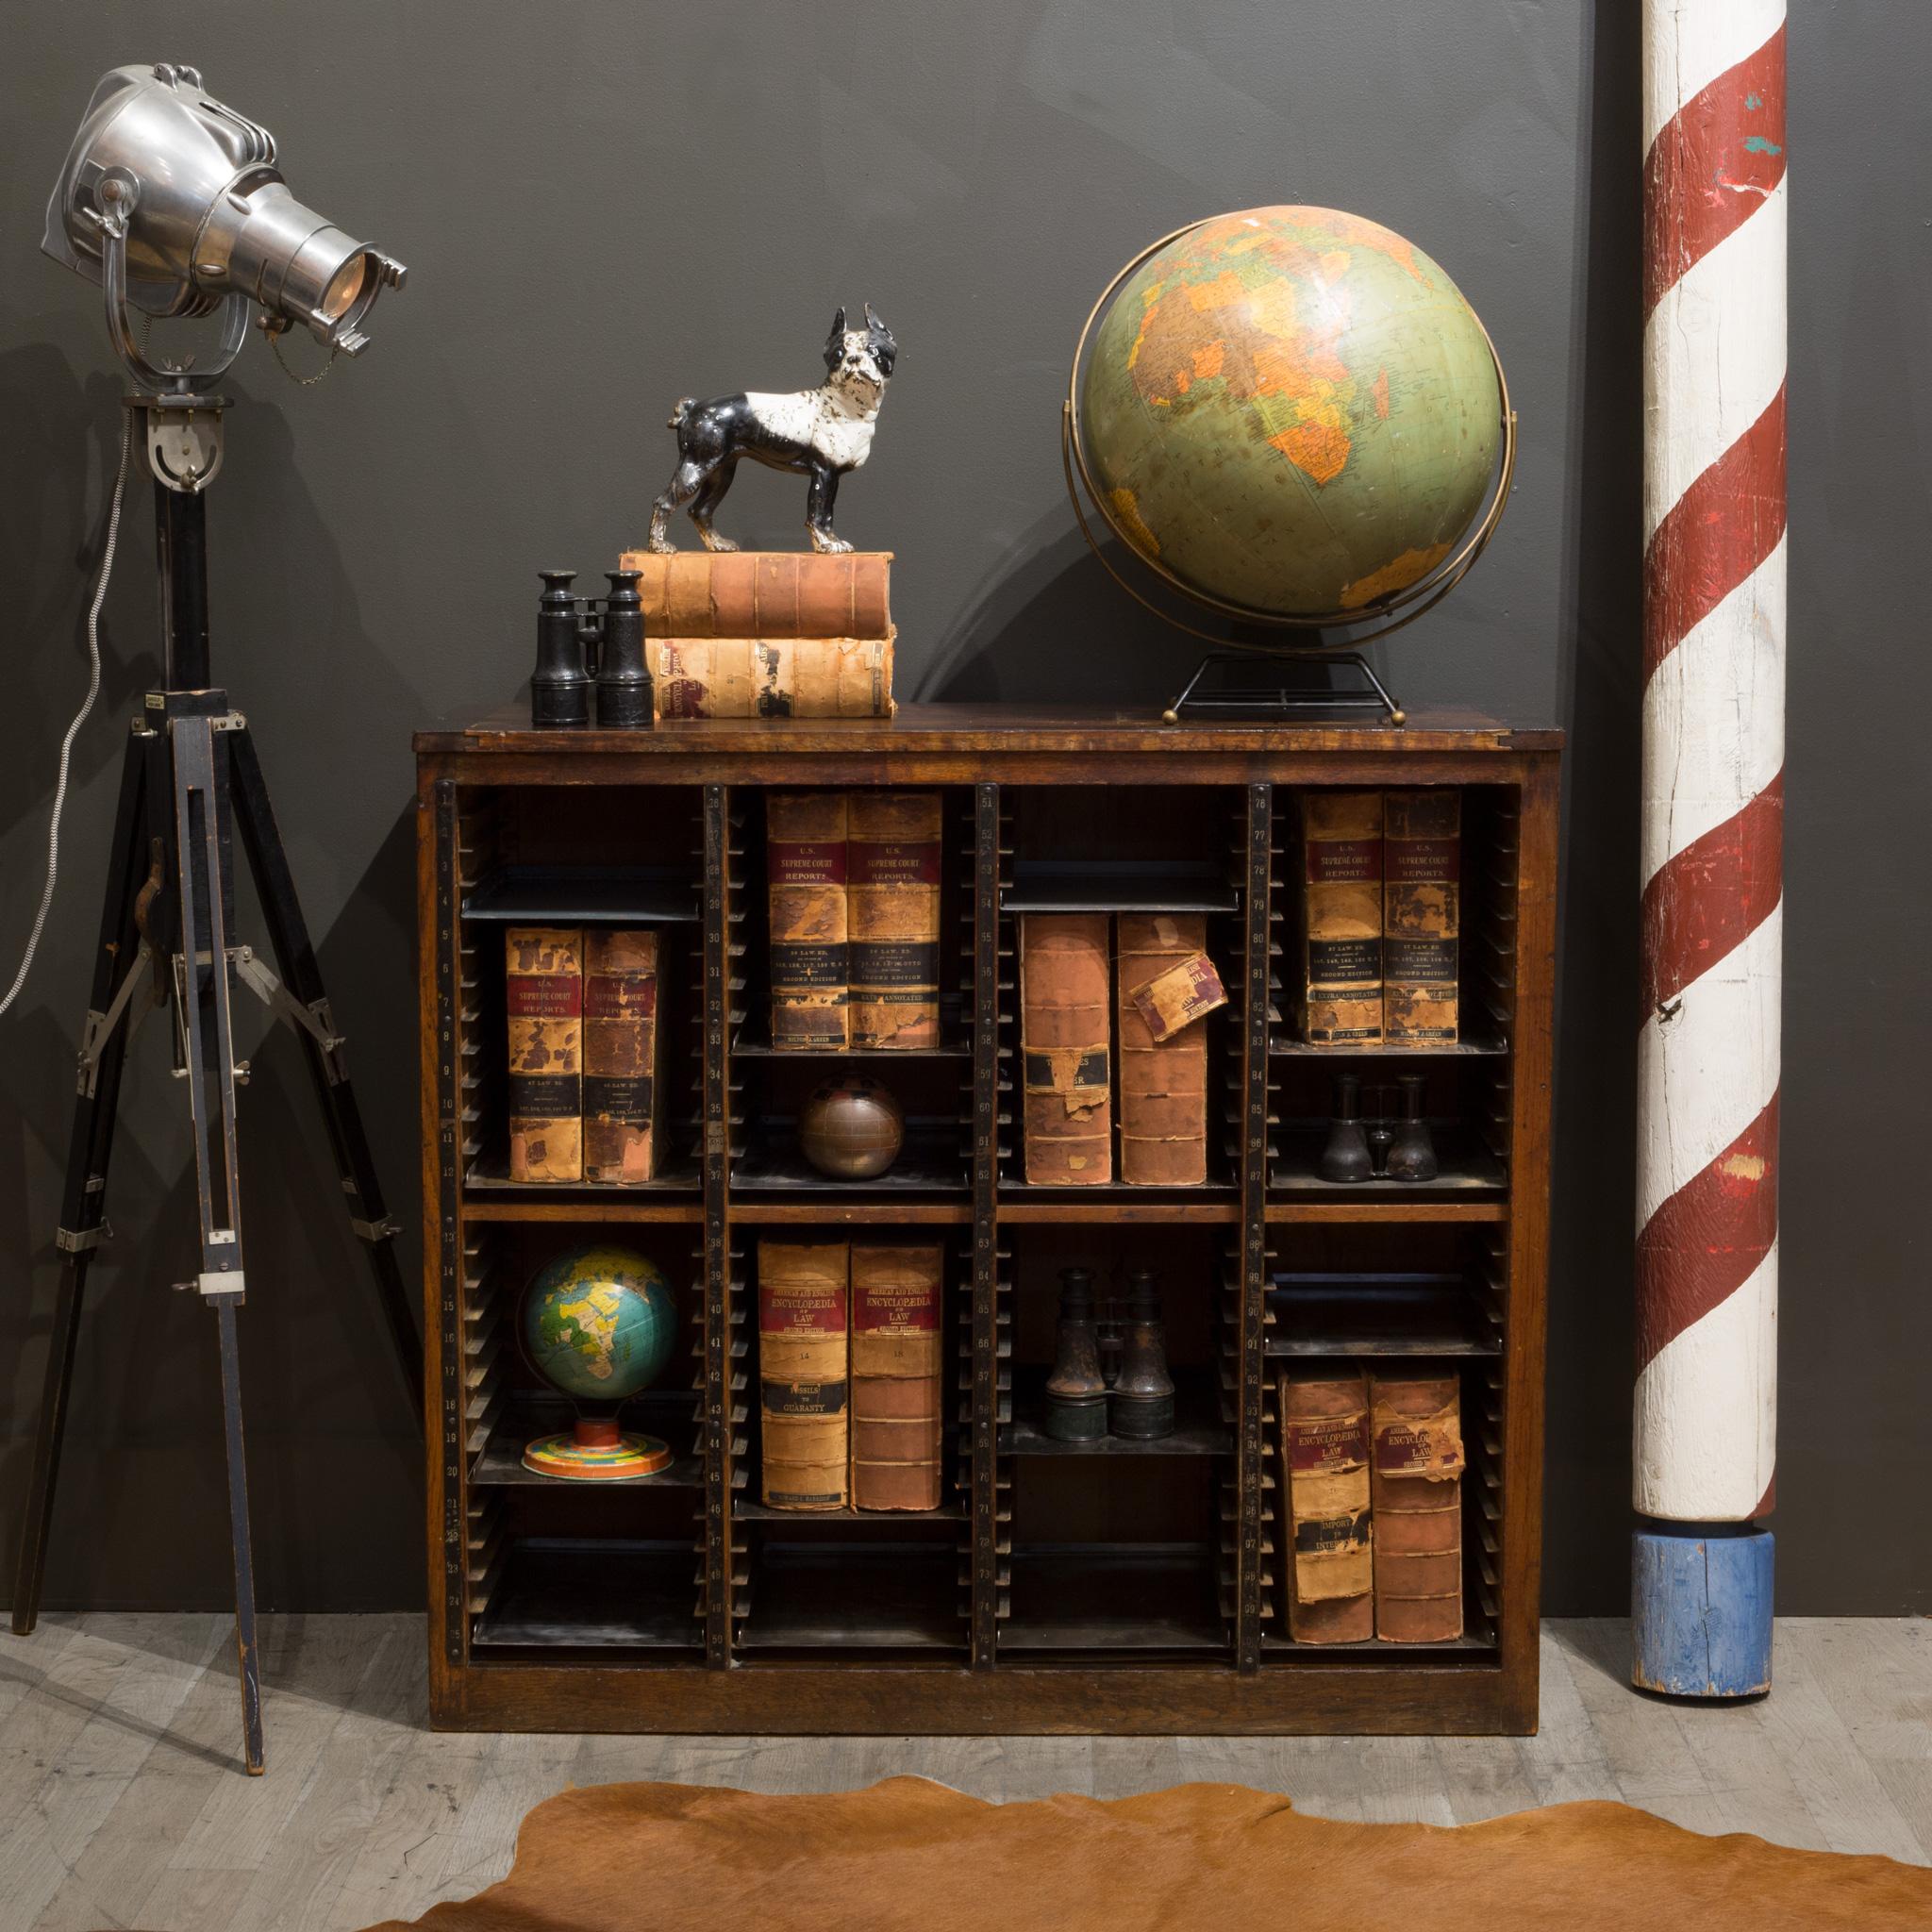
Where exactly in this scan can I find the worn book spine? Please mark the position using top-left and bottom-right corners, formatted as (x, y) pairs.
(649, 638), (894, 721)
(1282, 1367), (1374, 1643)
(848, 791), (943, 1050)
(1383, 790), (1461, 1042)
(758, 1241), (850, 1510)
(506, 926), (582, 1181)
(1370, 1373), (1466, 1642)
(767, 792), (849, 1051)
(849, 1245), (943, 1511)
(1297, 791), (1384, 1045)
(581, 928), (660, 1184)
(1019, 913), (1112, 1185)
(1116, 913), (1209, 1187)
(618, 549), (892, 638)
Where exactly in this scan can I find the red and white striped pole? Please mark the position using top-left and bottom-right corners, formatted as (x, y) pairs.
(1634, 2), (1786, 1695)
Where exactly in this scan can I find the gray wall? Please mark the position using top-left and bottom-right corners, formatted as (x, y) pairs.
(2, 4), (1924, 1617)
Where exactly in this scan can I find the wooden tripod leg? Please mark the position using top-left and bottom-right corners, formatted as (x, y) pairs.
(225, 725), (425, 1413)
(11, 729), (150, 1635)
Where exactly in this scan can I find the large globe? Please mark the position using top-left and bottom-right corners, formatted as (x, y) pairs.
(521, 1244), (677, 1407)
(1078, 206), (1503, 621)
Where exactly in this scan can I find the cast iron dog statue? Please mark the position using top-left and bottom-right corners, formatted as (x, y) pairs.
(645, 306), (897, 555)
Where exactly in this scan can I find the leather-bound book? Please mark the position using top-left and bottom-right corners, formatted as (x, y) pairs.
(1383, 790), (1460, 1042)
(767, 792), (849, 1051)
(582, 929), (660, 1184)
(506, 926), (582, 1181)
(758, 1241), (850, 1510)
(1281, 1368), (1374, 1643)
(1019, 914), (1112, 1185)
(849, 1245), (943, 1510)
(1116, 913), (1209, 1186)
(1296, 791), (1383, 1044)
(650, 638), (894, 720)
(618, 550), (892, 639)
(849, 791), (943, 1050)
(1369, 1373), (1466, 1642)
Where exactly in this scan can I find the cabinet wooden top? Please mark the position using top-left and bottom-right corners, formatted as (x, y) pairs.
(414, 702), (1562, 759)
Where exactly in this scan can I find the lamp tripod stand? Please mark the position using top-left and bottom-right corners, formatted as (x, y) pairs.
(10, 377), (424, 1776)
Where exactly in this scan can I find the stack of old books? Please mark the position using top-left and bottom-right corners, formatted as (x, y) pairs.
(1293, 788), (1461, 1045)
(757, 1240), (944, 1511)
(1279, 1366), (1467, 1643)
(1017, 912), (1226, 1186)
(615, 550), (895, 721)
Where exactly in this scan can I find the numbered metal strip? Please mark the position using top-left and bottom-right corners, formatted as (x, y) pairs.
(434, 779), (465, 1667)
(970, 782), (1001, 1670)
(1237, 783), (1272, 1672)
(701, 785), (732, 1667)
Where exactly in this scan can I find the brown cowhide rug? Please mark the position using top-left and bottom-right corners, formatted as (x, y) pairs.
(364, 1774), (1932, 1931)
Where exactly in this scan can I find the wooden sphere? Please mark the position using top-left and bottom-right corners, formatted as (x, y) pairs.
(799, 1075), (904, 1179)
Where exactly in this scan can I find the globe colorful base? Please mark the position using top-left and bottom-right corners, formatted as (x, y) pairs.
(522, 1431), (673, 1481)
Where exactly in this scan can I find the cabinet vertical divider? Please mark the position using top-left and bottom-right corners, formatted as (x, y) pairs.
(433, 778), (465, 1673)
(1237, 784), (1272, 1672)
(702, 784), (732, 1666)
(970, 781), (1001, 1670)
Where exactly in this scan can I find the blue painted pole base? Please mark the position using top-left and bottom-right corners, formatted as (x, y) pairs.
(1631, 1522), (1774, 1697)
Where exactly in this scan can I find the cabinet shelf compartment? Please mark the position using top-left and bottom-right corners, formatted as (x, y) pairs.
(1005, 1367), (1231, 1458)
(465, 1149), (703, 1193)
(462, 865), (702, 926)
(731, 1124), (970, 1193)
(1002, 1541), (1224, 1654)
(1001, 861), (1239, 916)
(1268, 782), (1521, 1056)
(733, 1535), (966, 1654)
(470, 1393), (704, 1490)
(1271, 1037), (1508, 1059)
(470, 1536), (703, 1653)
(1269, 1129), (1506, 1198)
(1266, 1271), (1502, 1358)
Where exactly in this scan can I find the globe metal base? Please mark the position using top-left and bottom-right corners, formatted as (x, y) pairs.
(1162, 651), (1404, 727)
(523, 1421), (673, 1481)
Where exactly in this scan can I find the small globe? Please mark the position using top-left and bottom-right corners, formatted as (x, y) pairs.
(800, 1075), (904, 1179)
(521, 1244), (677, 1407)
(1077, 205), (1503, 623)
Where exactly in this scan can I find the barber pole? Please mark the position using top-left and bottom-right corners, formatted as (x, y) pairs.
(1633, 1), (1786, 1695)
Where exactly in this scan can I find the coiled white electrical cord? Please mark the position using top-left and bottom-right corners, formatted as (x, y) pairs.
(0, 413), (133, 1017)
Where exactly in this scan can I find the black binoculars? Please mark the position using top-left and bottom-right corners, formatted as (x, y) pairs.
(531, 569), (654, 730)
(1319, 1072), (1440, 1184)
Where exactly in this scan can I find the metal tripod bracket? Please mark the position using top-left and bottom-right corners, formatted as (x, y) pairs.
(75, 941), (161, 1095)
(232, 946), (349, 1084)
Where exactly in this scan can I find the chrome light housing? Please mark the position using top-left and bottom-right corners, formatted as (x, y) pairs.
(43, 62), (406, 391)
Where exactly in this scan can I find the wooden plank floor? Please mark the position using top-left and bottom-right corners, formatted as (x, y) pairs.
(1, 1616), (1924, 1929)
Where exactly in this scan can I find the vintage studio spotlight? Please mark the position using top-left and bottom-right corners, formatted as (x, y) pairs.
(10, 64), (418, 1775)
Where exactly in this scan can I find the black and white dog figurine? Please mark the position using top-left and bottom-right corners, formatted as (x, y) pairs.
(645, 306), (896, 555)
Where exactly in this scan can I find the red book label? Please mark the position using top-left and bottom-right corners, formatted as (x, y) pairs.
(854, 1278), (941, 1333)
(584, 972), (658, 1020)
(772, 841), (847, 885)
(507, 975), (580, 1017)
(851, 840), (941, 886)
(758, 1281), (846, 1334)
(1287, 1413), (1370, 1474)
(1387, 836), (1460, 883)
(1306, 837), (1382, 884)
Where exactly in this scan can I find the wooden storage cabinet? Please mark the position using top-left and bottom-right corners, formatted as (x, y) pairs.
(415, 706), (1560, 1734)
